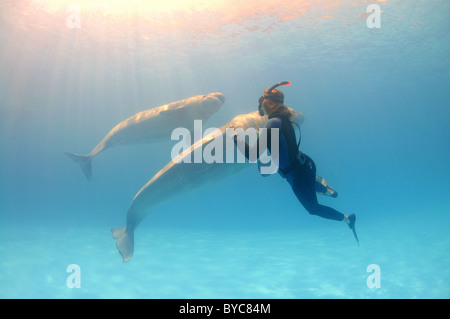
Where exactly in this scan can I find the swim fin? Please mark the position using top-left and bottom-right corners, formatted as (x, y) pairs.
(348, 213), (359, 246)
(112, 227), (134, 263)
(315, 175), (338, 198)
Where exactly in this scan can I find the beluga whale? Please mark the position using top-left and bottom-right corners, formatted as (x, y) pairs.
(64, 92), (225, 180)
(112, 110), (306, 262)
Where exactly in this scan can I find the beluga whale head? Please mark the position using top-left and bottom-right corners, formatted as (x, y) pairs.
(189, 92), (225, 119)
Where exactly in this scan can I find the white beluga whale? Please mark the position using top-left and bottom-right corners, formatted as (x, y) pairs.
(111, 110), (306, 262)
(64, 92), (225, 180)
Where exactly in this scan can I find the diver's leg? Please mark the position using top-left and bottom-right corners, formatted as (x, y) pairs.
(314, 179), (328, 194)
(315, 175), (338, 198)
(292, 155), (359, 244)
(292, 156), (345, 221)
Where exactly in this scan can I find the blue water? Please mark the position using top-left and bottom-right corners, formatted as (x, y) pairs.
(1, 0), (449, 299)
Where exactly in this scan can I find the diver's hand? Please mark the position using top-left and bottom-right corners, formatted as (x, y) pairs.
(225, 124), (240, 145)
(225, 124), (237, 138)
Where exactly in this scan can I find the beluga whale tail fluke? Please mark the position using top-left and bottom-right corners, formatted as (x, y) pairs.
(64, 152), (93, 180)
(111, 226), (133, 262)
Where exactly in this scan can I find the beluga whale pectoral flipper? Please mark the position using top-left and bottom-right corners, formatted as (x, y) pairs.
(64, 92), (225, 180)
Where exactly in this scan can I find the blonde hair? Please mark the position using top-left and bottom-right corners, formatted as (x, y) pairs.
(262, 99), (293, 119)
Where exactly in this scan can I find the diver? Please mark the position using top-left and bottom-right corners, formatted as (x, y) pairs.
(232, 82), (359, 245)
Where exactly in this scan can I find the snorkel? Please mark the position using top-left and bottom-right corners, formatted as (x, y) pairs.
(258, 81), (291, 116)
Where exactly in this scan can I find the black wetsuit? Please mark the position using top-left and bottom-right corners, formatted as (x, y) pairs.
(237, 114), (345, 221)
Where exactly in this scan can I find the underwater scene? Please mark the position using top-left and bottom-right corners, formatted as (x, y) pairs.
(0, 0), (449, 299)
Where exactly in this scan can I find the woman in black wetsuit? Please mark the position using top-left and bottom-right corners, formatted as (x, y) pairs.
(233, 82), (359, 244)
